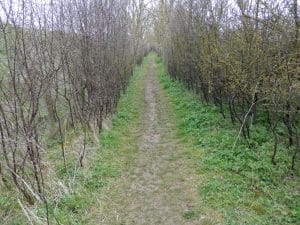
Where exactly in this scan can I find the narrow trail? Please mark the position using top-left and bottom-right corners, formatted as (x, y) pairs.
(91, 57), (203, 224)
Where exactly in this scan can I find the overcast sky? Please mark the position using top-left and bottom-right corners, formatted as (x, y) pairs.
(0, 0), (297, 24)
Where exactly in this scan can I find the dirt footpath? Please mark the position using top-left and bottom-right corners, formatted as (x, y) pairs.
(92, 57), (202, 225)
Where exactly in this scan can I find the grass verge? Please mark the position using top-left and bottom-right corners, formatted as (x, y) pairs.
(156, 56), (300, 225)
(50, 55), (149, 224)
(0, 54), (149, 225)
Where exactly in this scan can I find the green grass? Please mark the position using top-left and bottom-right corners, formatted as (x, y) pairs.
(48, 54), (149, 224)
(1, 53), (298, 224)
(0, 54), (150, 225)
(183, 210), (196, 220)
(156, 56), (300, 225)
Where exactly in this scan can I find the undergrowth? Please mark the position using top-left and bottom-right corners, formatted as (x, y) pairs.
(156, 56), (300, 225)
(49, 55), (148, 224)
(0, 54), (149, 225)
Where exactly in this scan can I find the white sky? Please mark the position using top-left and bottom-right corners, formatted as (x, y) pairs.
(0, 0), (297, 24)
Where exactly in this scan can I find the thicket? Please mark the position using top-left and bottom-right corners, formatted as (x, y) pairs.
(155, 0), (299, 170)
(0, 0), (147, 222)
(158, 59), (299, 224)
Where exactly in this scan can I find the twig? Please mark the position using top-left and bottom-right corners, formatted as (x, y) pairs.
(231, 101), (256, 151)
(6, 166), (42, 203)
(18, 198), (34, 225)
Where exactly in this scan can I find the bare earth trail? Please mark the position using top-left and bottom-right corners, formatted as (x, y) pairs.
(91, 57), (206, 224)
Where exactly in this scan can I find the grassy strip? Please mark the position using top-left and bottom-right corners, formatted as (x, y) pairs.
(156, 56), (299, 225)
(1, 55), (149, 225)
(51, 55), (149, 224)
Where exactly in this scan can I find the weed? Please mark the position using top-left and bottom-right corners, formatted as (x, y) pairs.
(50, 54), (150, 224)
(157, 56), (300, 225)
(183, 210), (196, 220)
(1, 54), (150, 225)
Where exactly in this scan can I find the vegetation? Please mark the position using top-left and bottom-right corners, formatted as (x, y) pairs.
(0, 0), (299, 224)
(157, 56), (299, 224)
(0, 0), (148, 223)
(154, 0), (299, 170)
(0, 52), (149, 224)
